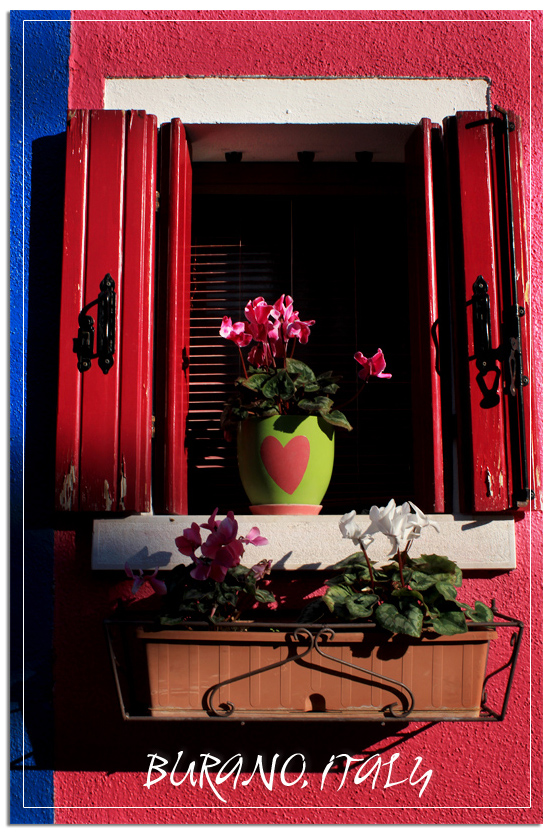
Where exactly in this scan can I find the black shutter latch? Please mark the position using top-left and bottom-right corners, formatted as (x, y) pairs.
(73, 274), (116, 374)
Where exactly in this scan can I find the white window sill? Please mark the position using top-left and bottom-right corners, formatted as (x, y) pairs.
(92, 514), (515, 572)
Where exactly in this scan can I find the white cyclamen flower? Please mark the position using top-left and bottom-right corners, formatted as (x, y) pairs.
(365, 499), (439, 557)
(406, 502), (440, 538)
(339, 510), (374, 548)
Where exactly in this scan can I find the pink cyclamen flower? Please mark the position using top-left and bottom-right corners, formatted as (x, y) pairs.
(197, 511), (244, 581)
(273, 294), (296, 329)
(245, 296), (274, 322)
(189, 546), (242, 582)
(200, 507), (219, 532)
(250, 559), (273, 581)
(201, 512), (239, 557)
(273, 294), (315, 345)
(354, 349), (392, 381)
(188, 511), (269, 582)
(219, 316), (253, 348)
(247, 340), (273, 369)
(242, 526), (270, 547)
(175, 522), (203, 557)
(286, 317), (315, 344)
(124, 563), (167, 595)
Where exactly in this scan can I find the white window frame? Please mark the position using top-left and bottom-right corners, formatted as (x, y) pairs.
(92, 75), (515, 572)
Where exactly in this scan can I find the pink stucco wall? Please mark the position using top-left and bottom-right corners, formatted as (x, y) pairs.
(56, 10), (543, 824)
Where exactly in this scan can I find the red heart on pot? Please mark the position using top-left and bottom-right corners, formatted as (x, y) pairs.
(260, 435), (310, 494)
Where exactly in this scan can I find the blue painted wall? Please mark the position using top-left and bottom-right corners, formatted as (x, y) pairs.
(10, 10), (70, 823)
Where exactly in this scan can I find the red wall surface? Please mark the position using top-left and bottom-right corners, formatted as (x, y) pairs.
(55, 10), (543, 824)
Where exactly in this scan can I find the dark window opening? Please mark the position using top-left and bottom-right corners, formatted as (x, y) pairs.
(187, 164), (413, 514)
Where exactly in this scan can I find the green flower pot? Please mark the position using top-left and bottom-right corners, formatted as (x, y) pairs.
(237, 415), (335, 514)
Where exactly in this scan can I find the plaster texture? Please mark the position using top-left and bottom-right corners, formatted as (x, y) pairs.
(15, 8), (543, 825)
(92, 514), (517, 571)
(104, 76), (490, 127)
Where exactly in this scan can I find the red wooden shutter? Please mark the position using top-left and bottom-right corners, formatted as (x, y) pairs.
(405, 118), (445, 512)
(55, 110), (157, 511)
(444, 110), (536, 511)
(154, 119), (192, 514)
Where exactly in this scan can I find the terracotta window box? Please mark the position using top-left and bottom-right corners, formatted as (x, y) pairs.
(106, 613), (522, 723)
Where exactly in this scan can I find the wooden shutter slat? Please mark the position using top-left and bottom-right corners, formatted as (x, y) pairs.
(405, 118), (445, 512)
(118, 111), (157, 511)
(55, 110), (89, 510)
(155, 119), (192, 513)
(445, 111), (511, 511)
(78, 110), (126, 511)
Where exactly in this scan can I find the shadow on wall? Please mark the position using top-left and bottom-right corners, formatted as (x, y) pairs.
(25, 133), (66, 528)
(54, 706), (434, 775)
(11, 133), (65, 783)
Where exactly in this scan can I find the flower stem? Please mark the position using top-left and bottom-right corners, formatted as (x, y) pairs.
(360, 540), (376, 592)
(337, 380), (367, 411)
(397, 549), (407, 587)
(239, 349), (249, 380)
(290, 338), (297, 359)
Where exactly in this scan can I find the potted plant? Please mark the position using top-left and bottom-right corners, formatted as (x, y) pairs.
(114, 504), (507, 721)
(219, 294), (391, 514)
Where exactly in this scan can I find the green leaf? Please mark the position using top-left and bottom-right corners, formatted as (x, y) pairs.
(329, 552), (367, 569)
(298, 396), (334, 414)
(254, 588), (277, 604)
(238, 373), (269, 392)
(316, 370), (342, 384)
(286, 358), (317, 382)
(409, 556), (462, 589)
(345, 593), (378, 619)
(325, 584), (353, 602)
(325, 571), (359, 587)
(392, 587), (426, 605)
(459, 601), (494, 622)
(322, 584), (354, 614)
(320, 383), (340, 395)
(451, 565), (463, 588)
(158, 615), (186, 626)
(228, 564), (249, 578)
(430, 609), (468, 635)
(320, 410), (353, 431)
(262, 370), (296, 401)
(257, 404), (280, 417)
(411, 554), (458, 575)
(408, 570), (438, 591)
(298, 598), (327, 623)
(375, 602), (424, 637)
(434, 581), (459, 601)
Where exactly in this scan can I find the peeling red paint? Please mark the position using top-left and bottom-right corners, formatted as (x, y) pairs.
(55, 10), (543, 825)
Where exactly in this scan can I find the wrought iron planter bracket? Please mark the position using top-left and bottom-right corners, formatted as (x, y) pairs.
(206, 627), (415, 719)
(479, 605), (524, 722)
(104, 608), (523, 723)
